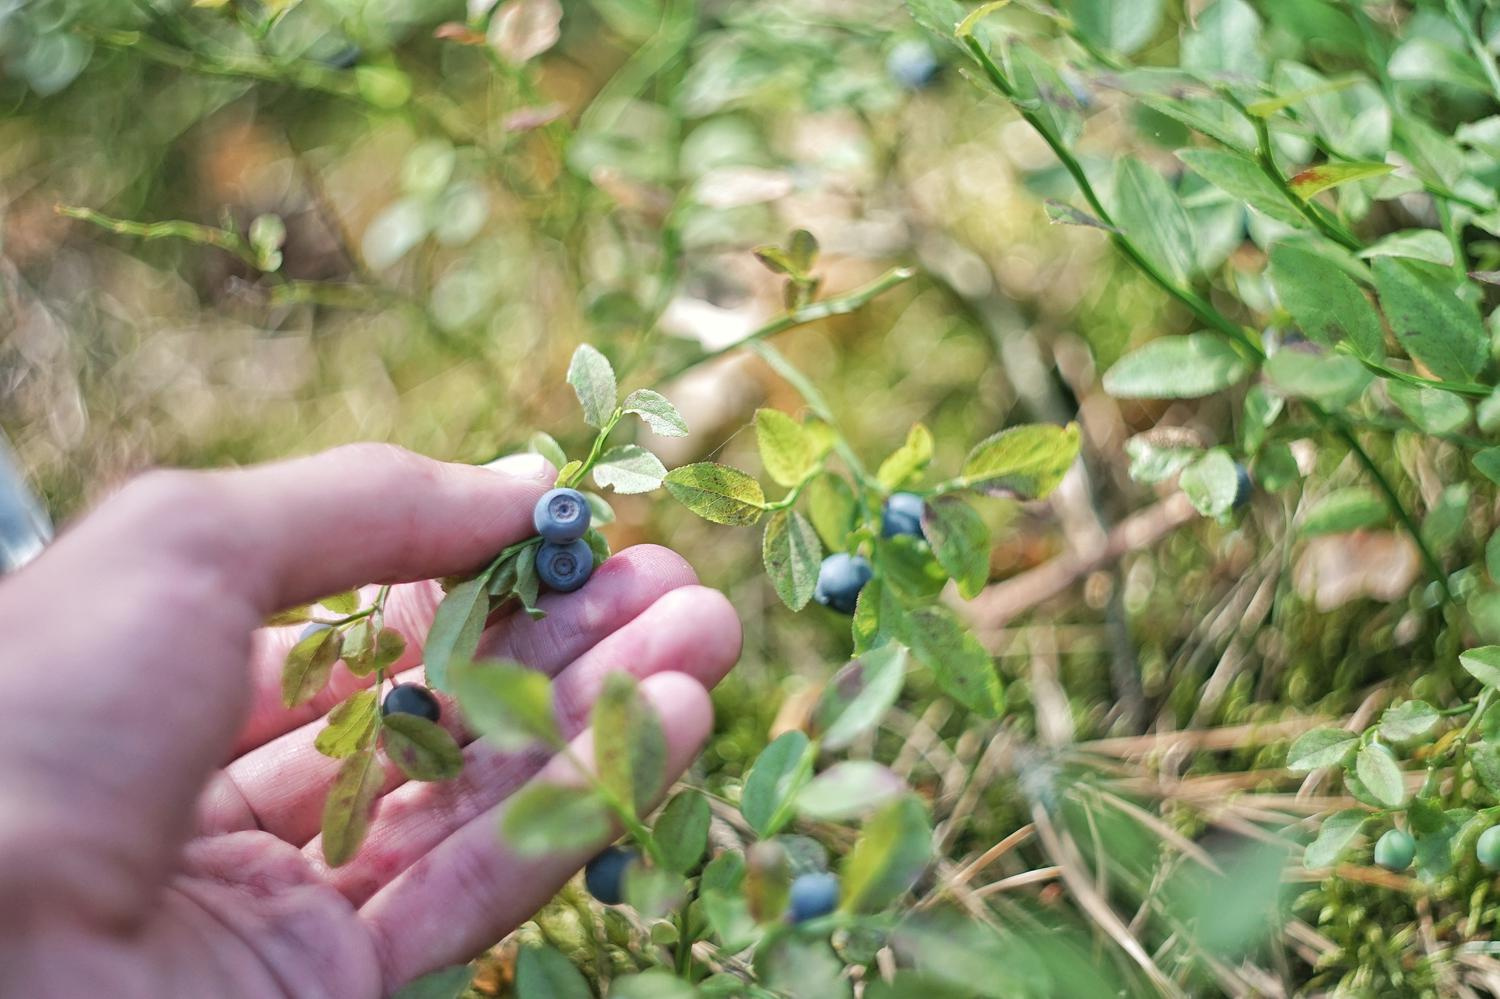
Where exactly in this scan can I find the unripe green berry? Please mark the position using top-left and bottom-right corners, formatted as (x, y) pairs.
(1373, 828), (1415, 872)
(1477, 826), (1500, 871)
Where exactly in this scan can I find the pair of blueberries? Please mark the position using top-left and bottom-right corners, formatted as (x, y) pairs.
(533, 488), (594, 593)
(813, 492), (924, 614)
(585, 847), (839, 922)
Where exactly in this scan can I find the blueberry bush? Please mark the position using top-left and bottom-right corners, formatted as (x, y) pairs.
(13, 0), (1500, 995)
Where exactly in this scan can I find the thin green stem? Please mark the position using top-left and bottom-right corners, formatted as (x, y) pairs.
(657, 266), (917, 384)
(565, 410), (624, 489)
(1232, 93), (1362, 251)
(961, 31), (1453, 601)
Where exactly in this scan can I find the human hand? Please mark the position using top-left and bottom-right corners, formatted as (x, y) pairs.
(0, 444), (742, 998)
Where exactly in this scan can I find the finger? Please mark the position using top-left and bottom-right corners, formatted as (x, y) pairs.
(231, 544), (699, 756)
(198, 443), (555, 613)
(308, 586), (740, 901)
(206, 552), (710, 839)
(359, 671), (713, 990)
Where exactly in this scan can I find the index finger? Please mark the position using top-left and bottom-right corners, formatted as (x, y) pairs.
(193, 443), (555, 612)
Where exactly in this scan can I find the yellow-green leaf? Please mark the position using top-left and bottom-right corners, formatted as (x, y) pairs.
(321, 748), (383, 867)
(876, 423), (934, 490)
(665, 463), (766, 526)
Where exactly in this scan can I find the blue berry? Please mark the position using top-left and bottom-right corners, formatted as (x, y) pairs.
(1373, 828), (1414, 872)
(585, 846), (636, 905)
(534, 488), (591, 543)
(1478, 827), (1500, 871)
(813, 553), (873, 614)
(1232, 464), (1253, 510)
(887, 40), (941, 90)
(382, 683), (440, 723)
(787, 872), (839, 923)
(536, 538), (593, 593)
(881, 492), (926, 539)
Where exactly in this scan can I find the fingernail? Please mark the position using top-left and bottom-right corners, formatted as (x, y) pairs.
(484, 452), (555, 480)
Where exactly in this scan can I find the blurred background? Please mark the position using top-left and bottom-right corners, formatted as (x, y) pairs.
(3, 0), (1490, 994)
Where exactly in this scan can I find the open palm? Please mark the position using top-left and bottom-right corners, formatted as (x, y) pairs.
(0, 445), (741, 998)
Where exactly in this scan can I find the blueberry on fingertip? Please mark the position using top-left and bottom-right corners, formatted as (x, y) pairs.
(534, 488), (591, 543)
(537, 538), (594, 593)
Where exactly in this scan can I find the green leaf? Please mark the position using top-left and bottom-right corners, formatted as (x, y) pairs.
(321, 747), (383, 867)
(449, 659), (559, 751)
(959, 423), (1080, 499)
(391, 966), (473, 999)
(345, 625), (406, 678)
(1125, 433), (1202, 483)
(528, 430), (568, 470)
(877, 423), (935, 490)
(1268, 241), (1385, 357)
(813, 644), (908, 750)
(627, 865), (689, 921)
(755, 409), (822, 488)
(382, 713), (463, 782)
(1475, 448), (1500, 486)
(922, 496), (990, 598)
(1304, 809), (1366, 869)
(622, 388), (688, 437)
(502, 783), (613, 856)
(1179, 448), (1239, 518)
(1299, 488), (1387, 537)
(665, 463), (766, 526)
(758, 938), (853, 999)
(655, 790), (711, 874)
(1472, 743), (1500, 795)
(794, 761), (906, 821)
(1373, 257), (1488, 384)
(1288, 161), (1394, 199)
(1067, 0), (1162, 54)
(515, 946), (591, 999)
(315, 690), (380, 759)
(788, 228), (819, 271)
(592, 444), (667, 495)
(567, 344), (618, 429)
(513, 541), (543, 616)
(741, 731), (814, 837)
(1354, 743), (1407, 808)
(1181, 0), (1264, 81)
(1387, 382), (1471, 435)
(583, 491), (616, 526)
(1102, 333), (1252, 399)
(807, 473), (858, 550)
(1286, 727), (1357, 773)
(1461, 647), (1500, 689)
(905, 604), (1004, 717)
(594, 672), (668, 816)
(840, 795), (932, 913)
(281, 627), (345, 708)
(322, 590), (361, 615)
(1378, 700), (1440, 743)
(762, 510), (822, 611)
(1110, 157), (1196, 285)
(423, 574), (491, 691)
(1176, 148), (1305, 226)
(609, 972), (700, 999)
(1264, 350), (1371, 408)
(1360, 229), (1456, 268)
